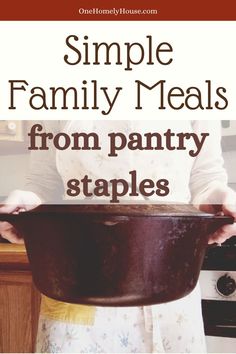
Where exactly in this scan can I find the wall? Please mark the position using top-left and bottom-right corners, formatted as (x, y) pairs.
(223, 150), (236, 191)
(0, 154), (30, 198)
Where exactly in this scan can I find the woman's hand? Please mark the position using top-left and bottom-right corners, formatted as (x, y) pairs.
(197, 186), (236, 244)
(0, 190), (42, 244)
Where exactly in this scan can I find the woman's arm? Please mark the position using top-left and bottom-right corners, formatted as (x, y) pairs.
(0, 121), (64, 243)
(25, 120), (64, 203)
(190, 120), (236, 244)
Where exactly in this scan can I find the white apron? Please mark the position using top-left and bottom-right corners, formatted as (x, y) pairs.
(36, 120), (207, 353)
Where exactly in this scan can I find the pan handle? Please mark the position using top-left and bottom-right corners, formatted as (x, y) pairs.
(0, 213), (21, 223)
(207, 214), (234, 236)
(0, 213), (23, 240)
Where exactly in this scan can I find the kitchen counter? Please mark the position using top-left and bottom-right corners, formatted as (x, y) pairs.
(0, 242), (41, 352)
(0, 243), (29, 270)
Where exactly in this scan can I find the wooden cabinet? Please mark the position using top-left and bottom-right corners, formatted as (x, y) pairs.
(0, 244), (41, 353)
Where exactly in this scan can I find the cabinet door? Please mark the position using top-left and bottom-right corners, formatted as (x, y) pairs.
(0, 271), (41, 353)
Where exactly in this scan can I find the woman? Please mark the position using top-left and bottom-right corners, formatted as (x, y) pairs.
(0, 120), (236, 353)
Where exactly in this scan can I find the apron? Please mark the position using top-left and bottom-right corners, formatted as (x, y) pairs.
(36, 120), (206, 353)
